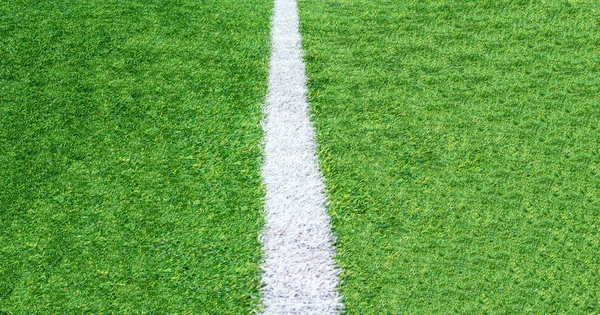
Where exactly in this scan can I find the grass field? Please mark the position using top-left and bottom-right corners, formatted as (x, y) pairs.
(299, 0), (600, 313)
(0, 0), (270, 313)
(3, 0), (600, 314)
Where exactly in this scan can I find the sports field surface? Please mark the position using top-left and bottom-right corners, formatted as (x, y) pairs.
(1, 0), (270, 313)
(1, 0), (599, 314)
(299, 0), (600, 313)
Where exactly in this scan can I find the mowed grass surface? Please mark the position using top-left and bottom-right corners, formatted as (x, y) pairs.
(300, 0), (600, 313)
(0, 0), (270, 313)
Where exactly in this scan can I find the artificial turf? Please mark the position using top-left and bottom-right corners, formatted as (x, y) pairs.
(299, 0), (600, 313)
(0, 0), (270, 313)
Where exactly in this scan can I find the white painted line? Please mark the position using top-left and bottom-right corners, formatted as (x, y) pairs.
(259, 0), (343, 313)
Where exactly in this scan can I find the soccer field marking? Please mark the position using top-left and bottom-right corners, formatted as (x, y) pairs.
(259, 0), (343, 313)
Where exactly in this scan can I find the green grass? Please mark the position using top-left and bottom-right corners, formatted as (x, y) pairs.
(0, 0), (270, 313)
(299, 0), (600, 313)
